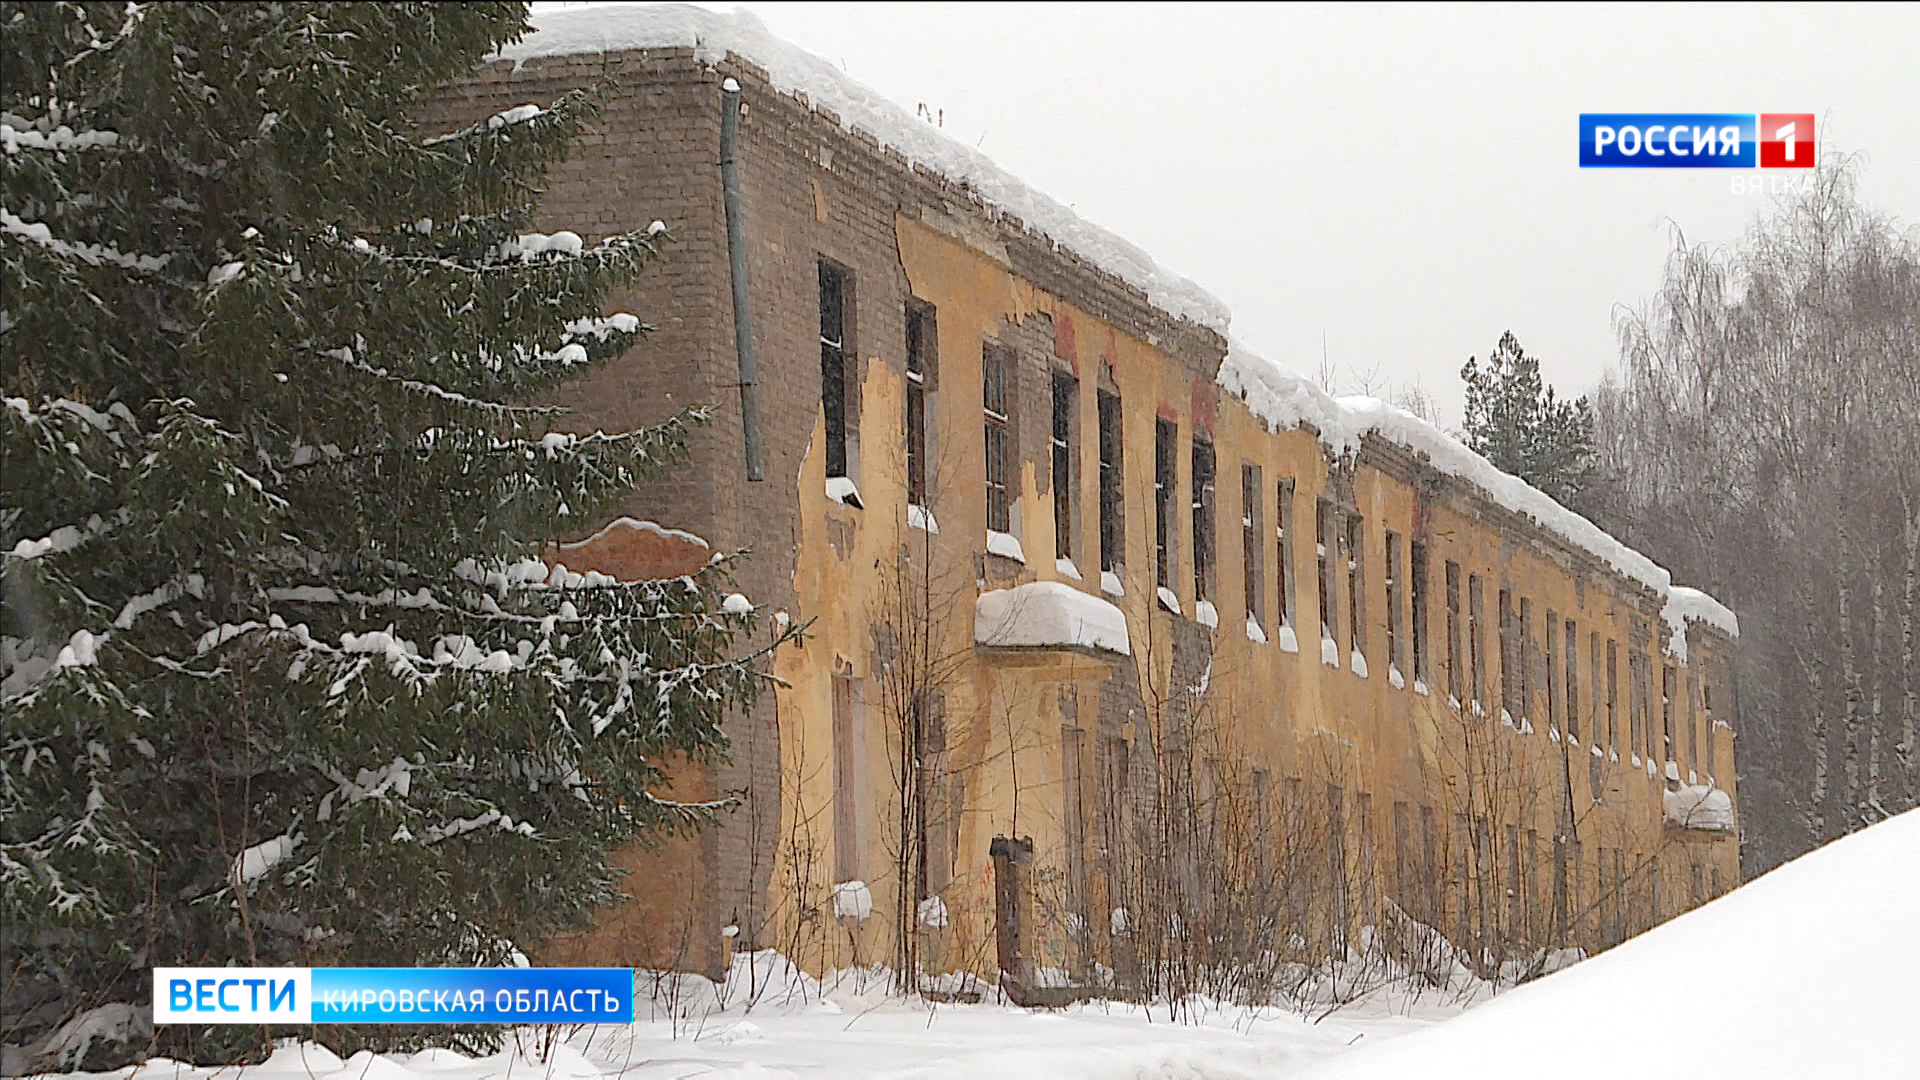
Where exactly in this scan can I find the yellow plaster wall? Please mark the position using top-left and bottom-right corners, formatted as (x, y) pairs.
(762, 213), (1738, 979)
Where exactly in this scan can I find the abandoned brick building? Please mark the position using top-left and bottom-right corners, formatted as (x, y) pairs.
(420, 6), (1742, 989)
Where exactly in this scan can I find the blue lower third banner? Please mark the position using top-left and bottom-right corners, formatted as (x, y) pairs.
(153, 967), (634, 1024)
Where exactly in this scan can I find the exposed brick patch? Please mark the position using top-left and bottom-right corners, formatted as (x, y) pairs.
(548, 517), (712, 581)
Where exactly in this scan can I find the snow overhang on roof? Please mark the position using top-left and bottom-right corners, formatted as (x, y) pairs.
(1661, 585), (1741, 663)
(499, 3), (1738, 637)
(976, 582), (1131, 658)
(495, 3), (1229, 330)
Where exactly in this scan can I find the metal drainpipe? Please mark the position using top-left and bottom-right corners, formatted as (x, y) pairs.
(720, 77), (764, 481)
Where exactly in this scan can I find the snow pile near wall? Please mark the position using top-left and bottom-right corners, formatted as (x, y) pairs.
(498, 4), (1229, 331)
(976, 581), (1130, 657)
(1303, 807), (1920, 1080)
(831, 879), (873, 921)
(1663, 783), (1734, 832)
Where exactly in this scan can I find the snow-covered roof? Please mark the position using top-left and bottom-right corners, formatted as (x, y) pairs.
(1220, 336), (1673, 594)
(976, 582), (1131, 657)
(495, 4), (1228, 330)
(499, 4), (1736, 638)
(1661, 585), (1740, 662)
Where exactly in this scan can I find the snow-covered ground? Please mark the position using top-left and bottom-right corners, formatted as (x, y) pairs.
(1302, 807), (1920, 1079)
(44, 959), (1458, 1080)
(28, 809), (1918, 1078)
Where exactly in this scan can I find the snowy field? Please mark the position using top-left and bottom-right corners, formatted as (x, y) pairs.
(1304, 807), (1920, 1079)
(30, 810), (1919, 1079)
(49, 964), (1454, 1080)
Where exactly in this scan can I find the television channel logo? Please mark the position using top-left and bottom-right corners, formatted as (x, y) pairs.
(1579, 114), (1813, 169)
(153, 967), (636, 1025)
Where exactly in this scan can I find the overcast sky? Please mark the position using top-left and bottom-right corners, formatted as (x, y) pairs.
(543, 2), (1919, 421)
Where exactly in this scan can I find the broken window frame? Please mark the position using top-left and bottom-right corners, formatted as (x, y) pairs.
(1051, 372), (1076, 561)
(1565, 617), (1581, 743)
(1607, 639), (1620, 756)
(1191, 436), (1216, 604)
(1317, 499), (1339, 646)
(982, 343), (1012, 534)
(1154, 418), (1177, 589)
(1411, 540), (1430, 684)
(1345, 514), (1365, 658)
(1519, 596), (1535, 724)
(1097, 390), (1124, 574)
(1444, 560), (1463, 702)
(1277, 479), (1297, 631)
(1468, 573), (1485, 711)
(1546, 607), (1560, 735)
(818, 260), (852, 480)
(1499, 588), (1517, 720)
(904, 300), (936, 508)
(1241, 462), (1264, 630)
(1662, 663), (1677, 769)
(1385, 530), (1403, 675)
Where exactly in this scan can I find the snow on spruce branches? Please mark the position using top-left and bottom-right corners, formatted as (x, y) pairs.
(1, 3), (781, 1060)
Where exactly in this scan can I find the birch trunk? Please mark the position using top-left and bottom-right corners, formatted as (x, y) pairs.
(1838, 560), (1861, 831)
(1903, 501), (1918, 803)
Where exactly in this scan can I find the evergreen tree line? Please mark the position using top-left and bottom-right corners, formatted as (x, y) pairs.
(1459, 331), (1596, 512)
(1581, 159), (1920, 876)
(2, 2), (784, 1066)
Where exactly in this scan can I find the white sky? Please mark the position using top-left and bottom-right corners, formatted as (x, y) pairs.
(541, 2), (1920, 422)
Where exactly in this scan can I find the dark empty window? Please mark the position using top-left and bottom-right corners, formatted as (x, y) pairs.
(1277, 479), (1296, 629)
(1547, 608), (1560, 733)
(1242, 464), (1264, 629)
(1519, 597), (1535, 724)
(1468, 573), (1485, 710)
(1704, 679), (1716, 772)
(983, 344), (1012, 533)
(1191, 438), (1216, 603)
(1686, 671), (1701, 775)
(1385, 530), (1403, 674)
(1565, 618), (1581, 742)
(1097, 391), (1123, 574)
(1499, 588), (1517, 719)
(1345, 515), (1365, 656)
(1607, 639), (1620, 755)
(1317, 500), (1337, 644)
(904, 301), (935, 507)
(1628, 650), (1644, 761)
(1444, 560), (1462, 701)
(818, 261), (850, 479)
(1411, 540), (1430, 683)
(1052, 374), (1076, 560)
(1154, 419), (1176, 589)
(1663, 664), (1677, 767)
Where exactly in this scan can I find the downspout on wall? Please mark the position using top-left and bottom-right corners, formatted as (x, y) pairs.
(720, 77), (764, 481)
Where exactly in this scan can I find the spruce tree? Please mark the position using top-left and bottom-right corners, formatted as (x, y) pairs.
(1461, 331), (1596, 509)
(2, 3), (776, 1061)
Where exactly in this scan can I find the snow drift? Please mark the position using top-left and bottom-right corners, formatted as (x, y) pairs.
(1301, 807), (1920, 1079)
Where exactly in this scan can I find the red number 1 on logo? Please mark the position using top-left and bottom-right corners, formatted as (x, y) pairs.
(1759, 114), (1815, 168)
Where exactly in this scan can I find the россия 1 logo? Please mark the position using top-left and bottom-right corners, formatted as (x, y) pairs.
(1579, 114), (1813, 168)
